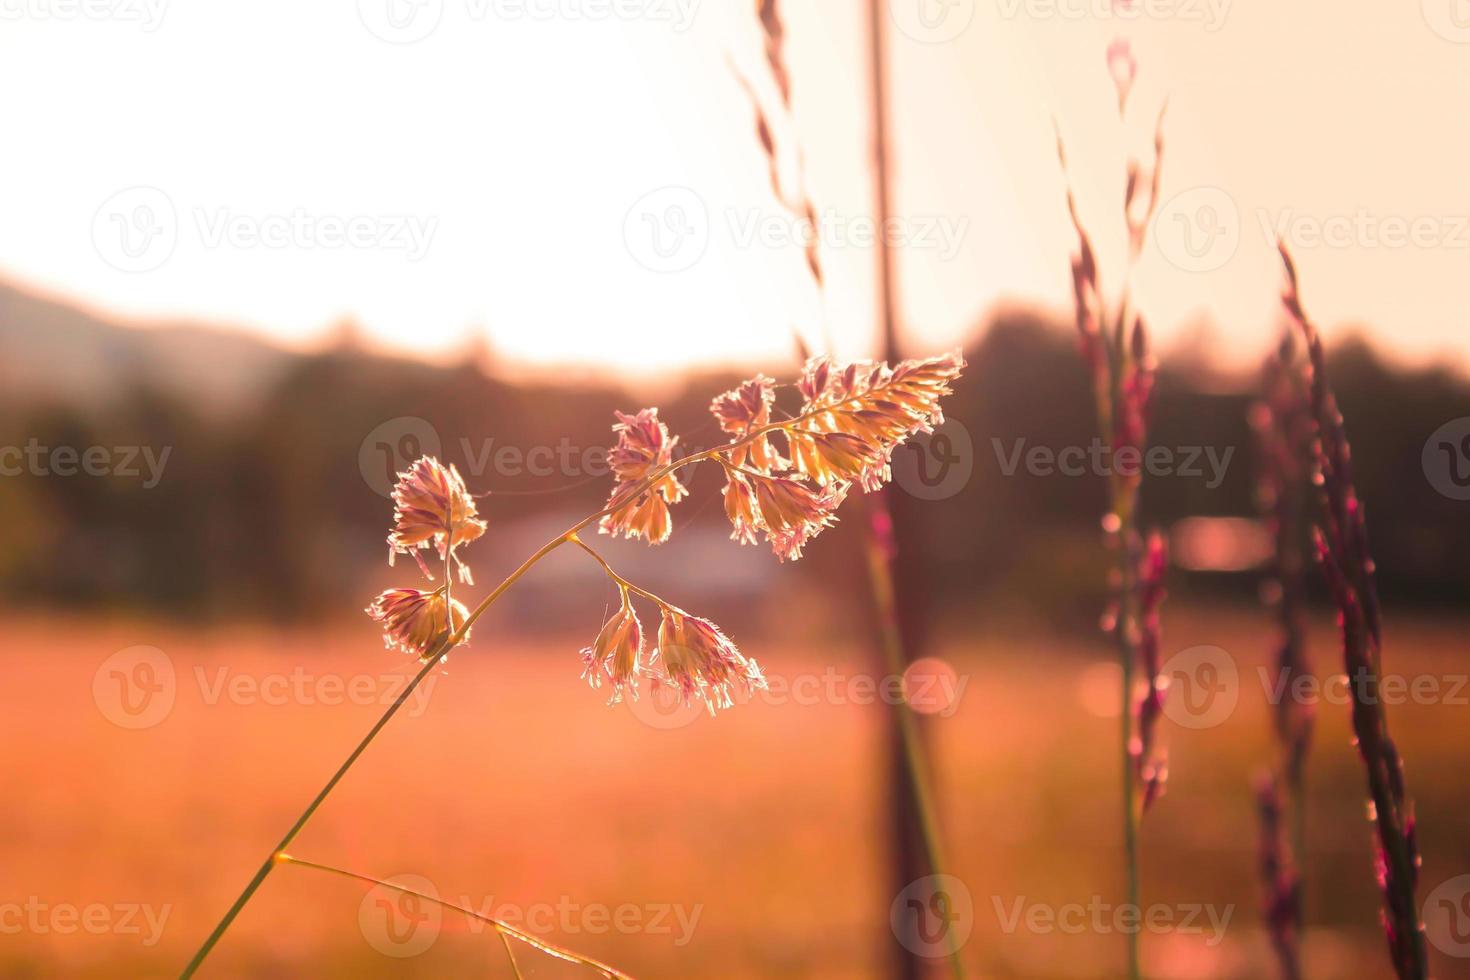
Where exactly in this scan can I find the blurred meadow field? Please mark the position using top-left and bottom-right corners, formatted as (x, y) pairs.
(7, 601), (1467, 978)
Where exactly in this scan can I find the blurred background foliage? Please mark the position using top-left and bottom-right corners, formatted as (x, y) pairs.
(3, 280), (1466, 627)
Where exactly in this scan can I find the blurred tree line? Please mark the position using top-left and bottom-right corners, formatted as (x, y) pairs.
(1, 310), (1465, 624)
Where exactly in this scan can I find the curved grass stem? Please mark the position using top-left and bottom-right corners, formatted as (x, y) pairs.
(275, 854), (631, 979)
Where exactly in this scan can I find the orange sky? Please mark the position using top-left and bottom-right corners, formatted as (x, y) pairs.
(1, 0), (1466, 374)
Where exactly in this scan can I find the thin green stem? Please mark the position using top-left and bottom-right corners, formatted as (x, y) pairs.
(500, 930), (527, 980)
(180, 424), (793, 976)
(179, 653), (444, 977)
(567, 535), (667, 607)
(855, 495), (965, 979)
(275, 854), (630, 979)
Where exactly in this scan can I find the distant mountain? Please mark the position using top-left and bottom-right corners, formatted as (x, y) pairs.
(0, 278), (293, 414)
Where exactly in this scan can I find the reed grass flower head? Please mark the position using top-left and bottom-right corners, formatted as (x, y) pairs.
(579, 593), (645, 704)
(703, 351), (963, 559)
(710, 375), (787, 473)
(575, 351), (962, 712)
(598, 409), (688, 545)
(785, 351), (965, 492)
(653, 606), (766, 714)
(366, 587), (470, 662)
(388, 456), (486, 582)
(742, 469), (845, 562)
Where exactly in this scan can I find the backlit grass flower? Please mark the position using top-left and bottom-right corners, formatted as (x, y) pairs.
(786, 429), (882, 487)
(598, 409), (688, 545)
(721, 471), (761, 547)
(388, 456), (486, 583)
(652, 606), (765, 714)
(709, 375), (787, 473)
(787, 351), (965, 491)
(700, 353), (964, 556)
(720, 466), (843, 561)
(579, 593), (645, 704)
(366, 587), (469, 662)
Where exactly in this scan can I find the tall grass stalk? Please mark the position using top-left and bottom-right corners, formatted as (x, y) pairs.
(1251, 331), (1315, 979)
(1277, 244), (1428, 979)
(734, 3), (964, 974)
(1055, 41), (1169, 980)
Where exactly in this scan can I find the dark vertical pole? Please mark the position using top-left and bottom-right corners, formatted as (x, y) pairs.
(867, 4), (928, 978)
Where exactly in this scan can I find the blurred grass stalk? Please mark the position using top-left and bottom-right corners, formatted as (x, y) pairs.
(1056, 40), (1169, 980)
(737, 2), (964, 974)
(1251, 331), (1316, 980)
(864, 2), (964, 976)
(1278, 245), (1429, 979)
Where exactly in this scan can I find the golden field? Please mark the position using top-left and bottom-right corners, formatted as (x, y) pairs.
(5, 603), (1468, 978)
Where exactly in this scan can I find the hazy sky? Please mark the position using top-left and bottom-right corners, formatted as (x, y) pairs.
(1, 0), (1467, 374)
